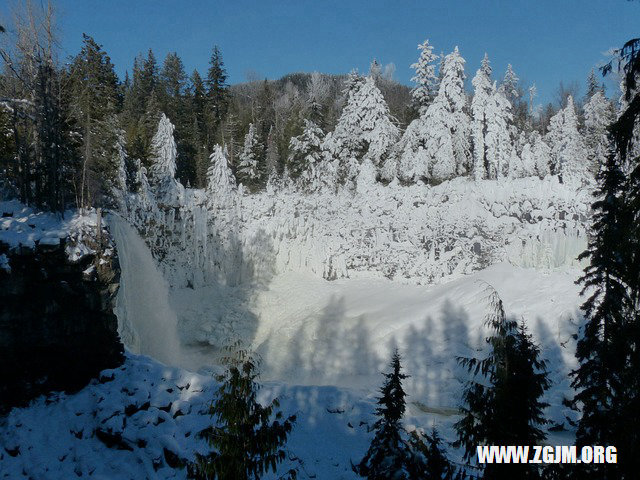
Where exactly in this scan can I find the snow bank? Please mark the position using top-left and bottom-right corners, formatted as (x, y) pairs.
(0, 353), (394, 479)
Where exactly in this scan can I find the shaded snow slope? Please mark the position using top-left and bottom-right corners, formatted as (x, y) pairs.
(169, 263), (582, 428)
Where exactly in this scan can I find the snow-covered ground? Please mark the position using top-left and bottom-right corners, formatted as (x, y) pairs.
(0, 260), (583, 479)
(1, 173), (591, 478)
(0, 200), (106, 265)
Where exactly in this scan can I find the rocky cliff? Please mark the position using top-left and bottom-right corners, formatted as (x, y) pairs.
(0, 206), (124, 413)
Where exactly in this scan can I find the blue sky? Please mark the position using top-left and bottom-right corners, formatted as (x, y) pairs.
(1, 0), (638, 105)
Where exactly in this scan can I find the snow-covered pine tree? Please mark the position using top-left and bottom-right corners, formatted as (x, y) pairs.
(583, 90), (614, 174)
(148, 113), (183, 204)
(112, 128), (129, 211)
(501, 63), (520, 108)
(206, 144), (236, 201)
(397, 47), (470, 184)
(454, 287), (550, 479)
(354, 350), (411, 480)
(531, 132), (552, 178)
(149, 113), (177, 180)
(471, 55), (514, 180)
(326, 74), (399, 184)
(358, 77), (400, 166)
(392, 118), (429, 183)
(287, 119), (326, 190)
(425, 47), (471, 182)
(486, 84), (515, 179)
(471, 54), (495, 180)
(236, 123), (264, 191)
(586, 68), (603, 100)
(410, 39), (439, 115)
(546, 96), (589, 182)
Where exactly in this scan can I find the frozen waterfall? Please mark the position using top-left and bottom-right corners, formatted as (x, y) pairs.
(109, 214), (181, 365)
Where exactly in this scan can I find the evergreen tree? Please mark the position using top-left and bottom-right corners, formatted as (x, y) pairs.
(471, 54), (494, 180)
(569, 40), (640, 474)
(454, 287), (550, 479)
(189, 345), (296, 480)
(423, 47), (471, 182)
(187, 69), (209, 186)
(287, 119), (325, 189)
(205, 45), (229, 147)
(123, 49), (161, 166)
(500, 64), (520, 109)
(410, 39), (439, 115)
(140, 49), (159, 100)
(583, 90), (614, 174)
(160, 52), (187, 116)
(237, 123), (264, 190)
(148, 113), (182, 204)
(354, 350), (412, 480)
(545, 96), (588, 181)
(159, 52), (197, 186)
(571, 153), (631, 479)
(66, 34), (121, 207)
(206, 144), (236, 202)
(471, 54), (514, 180)
(327, 74), (399, 183)
(407, 427), (456, 480)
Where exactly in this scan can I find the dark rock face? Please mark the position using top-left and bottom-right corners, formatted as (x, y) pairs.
(0, 235), (124, 414)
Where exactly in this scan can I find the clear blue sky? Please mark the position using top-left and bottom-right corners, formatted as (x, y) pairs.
(1, 0), (638, 105)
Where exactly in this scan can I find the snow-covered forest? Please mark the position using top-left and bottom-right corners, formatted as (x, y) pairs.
(1, 2), (640, 479)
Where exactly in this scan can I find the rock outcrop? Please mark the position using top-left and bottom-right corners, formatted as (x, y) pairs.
(0, 220), (124, 413)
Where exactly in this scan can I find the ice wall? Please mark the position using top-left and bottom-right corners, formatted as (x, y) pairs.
(120, 174), (591, 290)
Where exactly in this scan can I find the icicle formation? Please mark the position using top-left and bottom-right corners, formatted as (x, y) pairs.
(206, 145), (236, 201)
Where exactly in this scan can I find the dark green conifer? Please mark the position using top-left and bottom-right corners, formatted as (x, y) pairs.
(454, 287), (550, 480)
(354, 350), (412, 480)
(189, 344), (296, 480)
